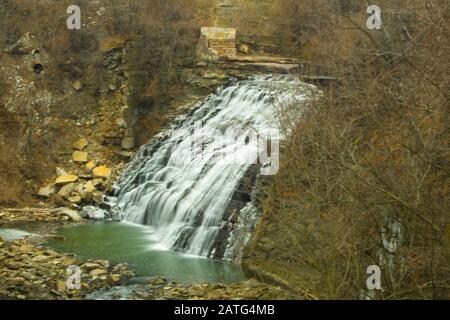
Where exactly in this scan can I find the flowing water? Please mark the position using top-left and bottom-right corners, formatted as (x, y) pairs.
(108, 75), (316, 259)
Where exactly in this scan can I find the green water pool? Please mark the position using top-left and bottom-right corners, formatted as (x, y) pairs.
(45, 222), (245, 284)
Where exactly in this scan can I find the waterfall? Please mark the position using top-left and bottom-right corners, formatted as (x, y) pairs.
(108, 75), (317, 259)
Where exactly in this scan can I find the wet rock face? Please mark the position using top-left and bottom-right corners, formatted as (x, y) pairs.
(211, 164), (259, 260)
(80, 206), (106, 220)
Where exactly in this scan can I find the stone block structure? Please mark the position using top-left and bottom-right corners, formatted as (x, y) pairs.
(197, 27), (237, 60)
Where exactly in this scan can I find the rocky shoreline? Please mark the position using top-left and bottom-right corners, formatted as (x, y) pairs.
(0, 207), (136, 300)
(0, 236), (296, 300)
(0, 236), (135, 300)
(132, 277), (298, 300)
(0, 208), (296, 300)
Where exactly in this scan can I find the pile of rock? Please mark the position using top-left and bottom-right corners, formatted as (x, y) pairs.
(132, 277), (295, 300)
(0, 208), (72, 223)
(0, 238), (134, 300)
(37, 138), (115, 214)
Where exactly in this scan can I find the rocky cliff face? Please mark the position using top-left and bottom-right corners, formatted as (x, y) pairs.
(0, 1), (198, 206)
(0, 2), (126, 206)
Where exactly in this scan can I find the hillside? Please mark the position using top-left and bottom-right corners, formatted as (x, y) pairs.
(0, 0), (448, 301)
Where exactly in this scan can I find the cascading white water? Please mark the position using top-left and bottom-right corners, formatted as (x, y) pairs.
(109, 75), (316, 259)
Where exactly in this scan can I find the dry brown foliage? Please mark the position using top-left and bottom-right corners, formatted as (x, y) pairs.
(255, 0), (450, 299)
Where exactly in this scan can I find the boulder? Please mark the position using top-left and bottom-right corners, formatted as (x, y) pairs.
(55, 175), (78, 185)
(55, 167), (69, 176)
(74, 183), (84, 194)
(115, 118), (127, 129)
(56, 280), (66, 293)
(51, 208), (83, 222)
(149, 276), (168, 286)
(93, 166), (111, 178)
(110, 274), (121, 283)
(81, 206), (106, 220)
(113, 150), (134, 160)
(92, 192), (104, 205)
(91, 179), (103, 187)
(68, 195), (82, 204)
(72, 151), (89, 163)
(58, 183), (76, 199)
(99, 36), (127, 54)
(9, 277), (26, 286)
(38, 184), (56, 198)
(106, 207), (121, 221)
(84, 181), (96, 193)
(72, 138), (88, 151)
(62, 258), (77, 267)
(32, 255), (51, 262)
(78, 174), (93, 180)
(121, 136), (135, 150)
(95, 260), (110, 268)
(82, 262), (101, 270)
(121, 128), (135, 150)
(73, 80), (83, 91)
(102, 136), (122, 146)
(19, 244), (33, 252)
(85, 160), (96, 172)
(238, 43), (251, 54)
(90, 269), (107, 277)
(80, 190), (93, 202)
